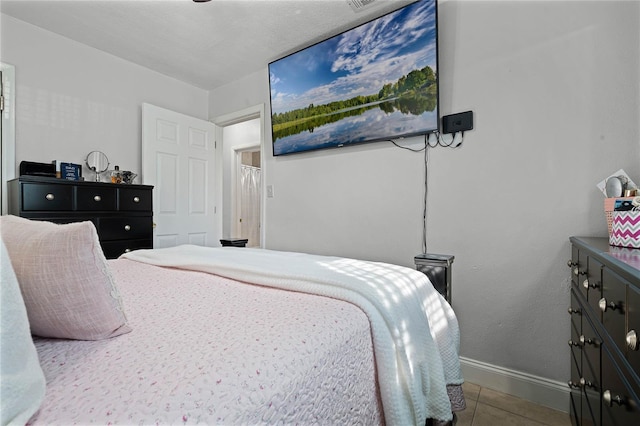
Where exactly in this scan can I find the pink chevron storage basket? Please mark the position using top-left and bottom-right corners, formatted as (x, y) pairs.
(604, 197), (634, 235)
(609, 211), (640, 248)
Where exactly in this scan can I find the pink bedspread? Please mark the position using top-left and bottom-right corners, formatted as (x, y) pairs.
(29, 259), (384, 425)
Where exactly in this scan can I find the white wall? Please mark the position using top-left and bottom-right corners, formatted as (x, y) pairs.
(209, 0), (640, 385)
(0, 14), (209, 178)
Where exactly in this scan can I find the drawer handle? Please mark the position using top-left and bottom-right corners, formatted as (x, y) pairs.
(45, 193), (55, 201)
(582, 279), (600, 290)
(567, 380), (581, 389)
(599, 297), (623, 313)
(94, 195), (102, 202)
(603, 390), (626, 407)
(567, 307), (581, 315)
(627, 330), (638, 351)
(579, 378), (595, 389)
(568, 339), (582, 347)
(133, 196), (140, 203)
(579, 335), (599, 347)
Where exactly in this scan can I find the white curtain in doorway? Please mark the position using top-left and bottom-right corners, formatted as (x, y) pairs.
(240, 165), (261, 247)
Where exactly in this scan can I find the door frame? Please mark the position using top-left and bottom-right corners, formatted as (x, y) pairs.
(1, 63), (16, 215)
(213, 104), (266, 247)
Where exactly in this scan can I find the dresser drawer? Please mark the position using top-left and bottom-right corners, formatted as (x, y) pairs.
(570, 245), (580, 288)
(100, 238), (152, 259)
(119, 187), (152, 211)
(585, 257), (604, 319)
(583, 388), (600, 426)
(574, 248), (589, 300)
(628, 285), (640, 373)
(77, 186), (117, 211)
(97, 217), (152, 241)
(602, 268), (629, 357)
(569, 391), (580, 426)
(570, 290), (582, 338)
(569, 289), (583, 371)
(581, 315), (601, 391)
(602, 347), (640, 425)
(22, 183), (73, 211)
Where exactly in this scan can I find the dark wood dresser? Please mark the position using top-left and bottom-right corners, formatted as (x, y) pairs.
(8, 176), (153, 259)
(568, 237), (639, 425)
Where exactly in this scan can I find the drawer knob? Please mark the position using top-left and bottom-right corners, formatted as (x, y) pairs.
(579, 377), (595, 389)
(582, 279), (600, 290)
(94, 195), (102, 202)
(567, 260), (577, 268)
(124, 225), (131, 231)
(124, 248), (131, 253)
(603, 390), (626, 407)
(568, 339), (582, 347)
(627, 330), (638, 351)
(573, 267), (586, 276)
(568, 307), (581, 315)
(599, 297), (623, 313)
(579, 335), (599, 347)
(568, 380), (581, 389)
(133, 196), (140, 203)
(45, 193), (55, 201)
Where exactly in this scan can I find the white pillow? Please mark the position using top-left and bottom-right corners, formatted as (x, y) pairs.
(1, 239), (46, 424)
(0, 215), (131, 340)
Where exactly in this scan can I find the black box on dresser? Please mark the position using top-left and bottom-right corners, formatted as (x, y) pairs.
(568, 236), (640, 426)
(8, 176), (153, 259)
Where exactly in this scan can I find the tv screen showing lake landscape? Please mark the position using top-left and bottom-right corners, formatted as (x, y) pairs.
(268, 0), (438, 156)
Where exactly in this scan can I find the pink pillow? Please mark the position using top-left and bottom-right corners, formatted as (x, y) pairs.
(0, 216), (131, 340)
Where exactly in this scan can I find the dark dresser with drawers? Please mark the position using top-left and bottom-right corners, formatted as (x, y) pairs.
(568, 236), (639, 425)
(8, 176), (153, 259)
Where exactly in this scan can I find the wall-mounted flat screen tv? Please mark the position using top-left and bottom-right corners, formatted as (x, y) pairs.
(268, 0), (438, 156)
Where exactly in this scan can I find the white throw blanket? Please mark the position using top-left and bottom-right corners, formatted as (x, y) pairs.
(122, 245), (462, 425)
(1, 240), (46, 426)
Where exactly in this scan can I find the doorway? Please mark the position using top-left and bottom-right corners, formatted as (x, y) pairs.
(235, 148), (261, 247)
(214, 104), (265, 247)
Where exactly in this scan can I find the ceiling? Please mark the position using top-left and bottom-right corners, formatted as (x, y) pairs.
(1, 0), (415, 91)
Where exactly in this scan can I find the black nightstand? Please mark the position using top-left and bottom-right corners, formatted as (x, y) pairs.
(220, 238), (248, 247)
(414, 253), (454, 303)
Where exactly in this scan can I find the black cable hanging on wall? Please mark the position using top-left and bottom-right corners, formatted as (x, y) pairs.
(388, 131), (464, 254)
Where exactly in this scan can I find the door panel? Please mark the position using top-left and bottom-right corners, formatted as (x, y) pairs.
(156, 152), (178, 214)
(142, 103), (218, 248)
(188, 158), (207, 215)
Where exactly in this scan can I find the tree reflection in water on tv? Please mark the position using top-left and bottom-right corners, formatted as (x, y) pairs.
(272, 66), (438, 155)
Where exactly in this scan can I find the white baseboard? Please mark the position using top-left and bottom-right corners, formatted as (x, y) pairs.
(460, 356), (570, 413)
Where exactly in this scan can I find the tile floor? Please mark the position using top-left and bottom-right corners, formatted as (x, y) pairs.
(457, 382), (572, 426)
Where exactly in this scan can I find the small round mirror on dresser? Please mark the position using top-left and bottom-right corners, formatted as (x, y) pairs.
(605, 176), (625, 197)
(85, 151), (109, 182)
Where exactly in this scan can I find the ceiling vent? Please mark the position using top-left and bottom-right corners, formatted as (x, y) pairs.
(347, 0), (378, 13)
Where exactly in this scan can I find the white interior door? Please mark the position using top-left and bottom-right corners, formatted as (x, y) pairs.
(142, 103), (218, 248)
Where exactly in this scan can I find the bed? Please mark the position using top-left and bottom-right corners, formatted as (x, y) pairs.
(0, 216), (464, 425)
